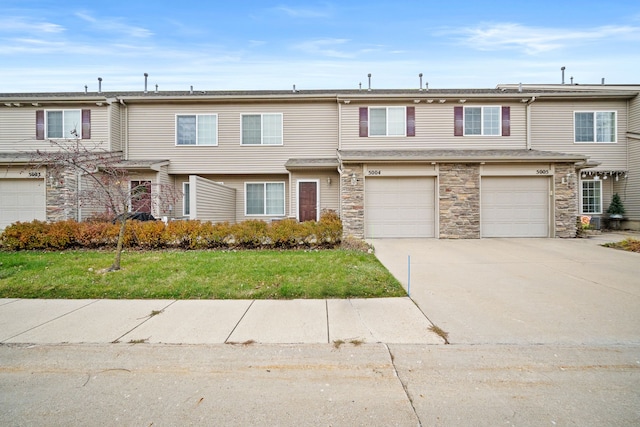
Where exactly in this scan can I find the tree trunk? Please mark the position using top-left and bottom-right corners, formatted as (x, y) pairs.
(110, 218), (127, 271)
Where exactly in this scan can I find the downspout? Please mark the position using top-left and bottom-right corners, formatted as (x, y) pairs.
(337, 98), (343, 217)
(119, 98), (128, 160)
(526, 96), (537, 150)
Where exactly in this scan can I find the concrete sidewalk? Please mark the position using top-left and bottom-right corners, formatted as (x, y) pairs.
(0, 297), (444, 345)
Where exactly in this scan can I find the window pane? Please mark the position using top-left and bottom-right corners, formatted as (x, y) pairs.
(464, 107), (481, 135)
(387, 107), (405, 136)
(262, 114), (282, 145)
(575, 112), (594, 142)
(46, 111), (63, 138)
(265, 183), (285, 215)
(63, 110), (81, 138)
(369, 108), (386, 136)
(246, 183), (264, 215)
(183, 183), (190, 215)
(242, 115), (261, 145)
(197, 115), (217, 145)
(582, 181), (601, 214)
(483, 107), (500, 135)
(177, 115), (196, 145)
(596, 112), (615, 142)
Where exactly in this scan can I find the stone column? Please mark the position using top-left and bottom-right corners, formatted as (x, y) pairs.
(46, 165), (79, 222)
(340, 164), (364, 239)
(439, 163), (480, 239)
(554, 163), (579, 238)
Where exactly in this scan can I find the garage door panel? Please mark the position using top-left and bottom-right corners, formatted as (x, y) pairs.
(0, 179), (46, 230)
(481, 177), (549, 238)
(366, 177), (435, 238)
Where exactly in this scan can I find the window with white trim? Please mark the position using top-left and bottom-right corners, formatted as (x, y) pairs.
(245, 182), (285, 215)
(46, 109), (81, 139)
(183, 182), (190, 216)
(464, 106), (500, 136)
(369, 107), (406, 136)
(241, 113), (283, 145)
(575, 111), (616, 143)
(581, 180), (602, 214)
(176, 114), (217, 145)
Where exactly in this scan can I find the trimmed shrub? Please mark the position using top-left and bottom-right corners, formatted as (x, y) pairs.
(0, 212), (343, 251)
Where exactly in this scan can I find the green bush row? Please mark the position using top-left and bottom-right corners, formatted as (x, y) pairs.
(0, 211), (342, 251)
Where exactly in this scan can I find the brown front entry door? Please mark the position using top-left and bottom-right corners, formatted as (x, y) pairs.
(299, 182), (317, 222)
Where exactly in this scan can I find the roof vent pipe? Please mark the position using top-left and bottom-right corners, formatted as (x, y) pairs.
(144, 73), (148, 94)
(190, 85), (193, 95)
(367, 73), (372, 91)
(84, 85), (88, 94)
(359, 82), (362, 91)
(419, 73), (423, 91)
(570, 76), (574, 85)
(519, 82), (522, 93)
(425, 82), (429, 92)
(601, 78), (605, 85)
(561, 66), (566, 84)
(155, 84), (158, 94)
(292, 84), (296, 93)
(98, 77), (102, 94)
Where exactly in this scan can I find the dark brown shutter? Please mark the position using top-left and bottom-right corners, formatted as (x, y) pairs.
(406, 106), (415, 137)
(501, 106), (510, 136)
(81, 109), (91, 139)
(454, 106), (464, 136)
(36, 110), (45, 140)
(359, 107), (368, 137)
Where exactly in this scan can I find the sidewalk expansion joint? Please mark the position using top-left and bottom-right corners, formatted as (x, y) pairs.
(384, 343), (422, 427)
(112, 300), (177, 344)
(224, 300), (255, 343)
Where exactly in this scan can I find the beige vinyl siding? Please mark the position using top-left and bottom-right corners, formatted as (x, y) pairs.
(530, 100), (628, 170)
(289, 171), (340, 219)
(189, 175), (236, 222)
(629, 95), (640, 134)
(109, 102), (122, 152)
(340, 102), (526, 150)
(0, 106), (110, 152)
(126, 102), (338, 175)
(620, 136), (640, 220)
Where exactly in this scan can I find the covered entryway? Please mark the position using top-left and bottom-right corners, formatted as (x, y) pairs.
(365, 177), (435, 238)
(0, 179), (46, 229)
(481, 177), (550, 237)
(298, 181), (318, 222)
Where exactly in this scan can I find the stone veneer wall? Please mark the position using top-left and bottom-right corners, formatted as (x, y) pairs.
(340, 164), (364, 239)
(46, 165), (79, 222)
(554, 162), (579, 238)
(439, 163), (480, 239)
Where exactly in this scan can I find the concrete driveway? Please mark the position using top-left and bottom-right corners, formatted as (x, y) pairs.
(371, 232), (640, 345)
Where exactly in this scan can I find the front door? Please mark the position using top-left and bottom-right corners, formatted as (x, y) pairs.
(299, 182), (317, 222)
(131, 180), (152, 213)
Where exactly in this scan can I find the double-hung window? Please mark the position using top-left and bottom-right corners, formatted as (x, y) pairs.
(464, 106), (500, 136)
(176, 114), (217, 145)
(245, 182), (285, 216)
(46, 109), (81, 139)
(241, 113), (283, 145)
(581, 180), (602, 214)
(369, 107), (406, 136)
(574, 112), (616, 143)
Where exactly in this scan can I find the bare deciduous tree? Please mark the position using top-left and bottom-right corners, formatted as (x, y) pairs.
(31, 132), (177, 271)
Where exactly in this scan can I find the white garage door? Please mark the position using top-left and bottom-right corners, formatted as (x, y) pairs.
(365, 177), (435, 238)
(0, 179), (46, 230)
(481, 177), (549, 237)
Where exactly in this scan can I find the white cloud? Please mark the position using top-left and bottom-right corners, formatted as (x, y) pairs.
(447, 23), (640, 54)
(75, 11), (153, 38)
(275, 5), (331, 18)
(0, 17), (65, 34)
(293, 38), (354, 58)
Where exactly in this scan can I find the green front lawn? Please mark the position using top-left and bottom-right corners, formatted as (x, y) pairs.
(0, 250), (406, 299)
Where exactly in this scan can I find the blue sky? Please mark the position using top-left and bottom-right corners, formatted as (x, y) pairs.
(1, 0), (639, 92)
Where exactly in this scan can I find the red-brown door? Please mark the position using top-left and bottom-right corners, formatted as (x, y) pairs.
(131, 180), (152, 213)
(299, 182), (317, 222)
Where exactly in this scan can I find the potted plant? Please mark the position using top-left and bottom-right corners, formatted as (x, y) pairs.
(607, 193), (625, 219)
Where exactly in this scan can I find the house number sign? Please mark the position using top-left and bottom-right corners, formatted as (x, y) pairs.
(367, 170), (382, 176)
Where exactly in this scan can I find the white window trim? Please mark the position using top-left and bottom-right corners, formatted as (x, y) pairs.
(45, 109), (82, 139)
(182, 182), (190, 217)
(368, 106), (406, 137)
(175, 114), (218, 146)
(580, 179), (603, 215)
(296, 179), (320, 221)
(244, 181), (286, 216)
(463, 105), (501, 136)
(573, 111), (617, 144)
(240, 113), (284, 146)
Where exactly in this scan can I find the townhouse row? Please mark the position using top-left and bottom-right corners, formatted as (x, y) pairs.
(1, 84), (639, 238)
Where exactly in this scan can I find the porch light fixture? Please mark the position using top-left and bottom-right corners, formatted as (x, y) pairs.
(350, 173), (357, 185)
(327, 177), (331, 185)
